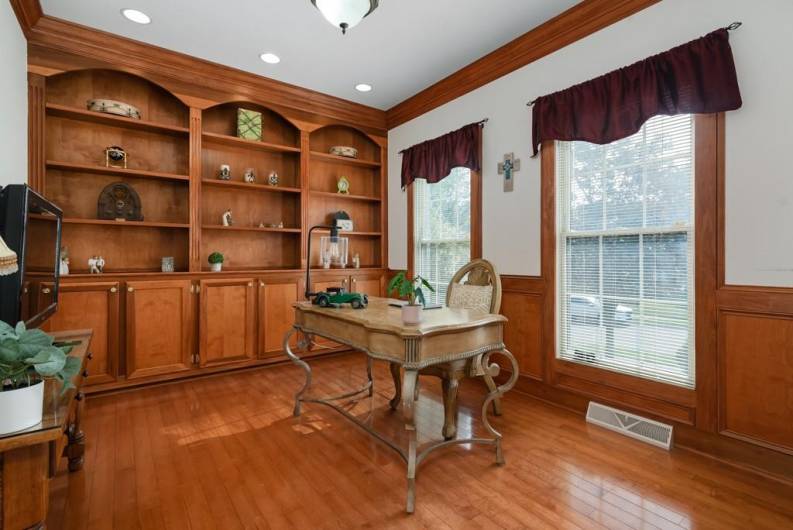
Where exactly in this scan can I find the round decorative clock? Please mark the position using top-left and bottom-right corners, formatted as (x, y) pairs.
(337, 175), (351, 195)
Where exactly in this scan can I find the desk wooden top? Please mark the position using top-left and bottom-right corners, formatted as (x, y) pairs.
(293, 297), (506, 337)
(0, 329), (92, 453)
(293, 298), (507, 368)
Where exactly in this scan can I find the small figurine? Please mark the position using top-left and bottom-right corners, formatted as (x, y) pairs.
(105, 145), (127, 169)
(218, 164), (231, 180)
(243, 168), (256, 183)
(352, 253), (361, 269)
(337, 175), (351, 195)
(59, 246), (70, 276)
(222, 209), (233, 227)
(268, 170), (279, 187)
(88, 255), (105, 274)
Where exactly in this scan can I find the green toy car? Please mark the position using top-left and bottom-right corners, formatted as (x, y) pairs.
(312, 287), (368, 309)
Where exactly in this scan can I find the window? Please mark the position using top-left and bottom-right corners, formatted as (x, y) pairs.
(413, 167), (472, 306)
(555, 114), (695, 387)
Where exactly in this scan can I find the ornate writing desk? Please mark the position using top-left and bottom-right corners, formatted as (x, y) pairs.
(283, 297), (518, 513)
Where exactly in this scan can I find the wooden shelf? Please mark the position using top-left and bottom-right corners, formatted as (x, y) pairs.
(201, 179), (301, 194)
(310, 191), (381, 203)
(202, 132), (301, 153)
(62, 218), (189, 229)
(201, 225), (301, 234)
(314, 229), (382, 237)
(46, 103), (189, 136)
(46, 160), (190, 182)
(310, 151), (381, 168)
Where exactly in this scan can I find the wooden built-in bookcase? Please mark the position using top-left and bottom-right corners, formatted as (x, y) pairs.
(34, 69), (387, 275)
(27, 60), (388, 393)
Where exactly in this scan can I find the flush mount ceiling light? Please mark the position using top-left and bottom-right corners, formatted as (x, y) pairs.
(260, 53), (281, 64)
(355, 83), (372, 92)
(310, 0), (379, 35)
(120, 8), (151, 24)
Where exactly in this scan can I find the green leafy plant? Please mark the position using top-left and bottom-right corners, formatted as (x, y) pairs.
(208, 252), (224, 264)
(0, 321), (81, 393)
(387, 271), (435, 307)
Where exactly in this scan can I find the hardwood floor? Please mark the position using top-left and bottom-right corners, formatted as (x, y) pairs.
(48, 353), (793, 530)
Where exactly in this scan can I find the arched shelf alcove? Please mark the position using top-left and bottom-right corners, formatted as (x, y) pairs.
(307, 124), (384, 269)
(199, 101), (303, 271)
(42, 69), (191, 273)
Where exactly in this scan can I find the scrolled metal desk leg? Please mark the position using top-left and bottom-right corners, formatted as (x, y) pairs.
(283, 327), (312, 417)
(478, 348), (519, 465)
(366, 356), (374, 397)
(402, 368), (419, 513)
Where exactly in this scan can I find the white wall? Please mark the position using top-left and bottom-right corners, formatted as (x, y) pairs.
(0, 2), (27, 187)
(389, 0), (793, 287)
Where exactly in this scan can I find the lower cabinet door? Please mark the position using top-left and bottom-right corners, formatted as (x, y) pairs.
(258, 279), (300, 359)
(310, 277), (350, 350)
(351, 273), (383, 298)
(126, 280), (194, 379)
(40, 281), (120, 386)
(199, 278), (256, 366)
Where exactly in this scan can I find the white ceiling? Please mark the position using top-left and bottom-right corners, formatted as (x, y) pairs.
(40, 0), (578, 110)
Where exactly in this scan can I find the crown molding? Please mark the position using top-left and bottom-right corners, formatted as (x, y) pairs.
(24, 14), (388, 133)
(9, 0), (43, 37)
(386, 0), (660, 129)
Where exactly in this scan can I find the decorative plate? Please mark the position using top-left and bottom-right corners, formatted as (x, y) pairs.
(329, 146), (358, 159)
(87, 99), (141, 120)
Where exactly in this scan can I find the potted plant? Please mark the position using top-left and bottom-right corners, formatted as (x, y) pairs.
(0, 321), (81, 435)
(387, 271), (435, 324)
(208, 251), (224, 272)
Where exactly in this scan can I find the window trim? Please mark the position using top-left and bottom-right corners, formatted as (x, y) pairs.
(541, 114), (720, 421)
(407, 149), (482, 281)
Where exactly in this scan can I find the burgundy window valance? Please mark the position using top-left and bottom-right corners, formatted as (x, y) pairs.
(400, 122), (482, 189)
(531, 28), (742, 156)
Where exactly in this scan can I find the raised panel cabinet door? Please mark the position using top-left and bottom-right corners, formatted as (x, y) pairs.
(126, 280), (193, 379)
(199, 278), (256, 366)
(310, 277), (349, 349)
(39, 281), (120, 385)
(258, 279), (300, 358)
(350, 274), (382, 297)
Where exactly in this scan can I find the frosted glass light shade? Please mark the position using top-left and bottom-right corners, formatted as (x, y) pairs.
(311, 0), (378, 33)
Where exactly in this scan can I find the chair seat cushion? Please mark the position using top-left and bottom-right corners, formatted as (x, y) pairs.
(448, 284), (493, 313)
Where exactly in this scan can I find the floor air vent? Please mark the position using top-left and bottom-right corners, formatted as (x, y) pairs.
(586, 402), (673, 450)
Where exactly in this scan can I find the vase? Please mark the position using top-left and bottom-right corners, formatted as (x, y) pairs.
(0, 380), (44, 435)
(210, 262), (222, 272)
(161, 256), (174, 273)
(401, 304), (423, 325)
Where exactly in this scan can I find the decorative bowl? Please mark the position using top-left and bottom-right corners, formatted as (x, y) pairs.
(87, 99), (142, 120)
(329, 146), (358, 159)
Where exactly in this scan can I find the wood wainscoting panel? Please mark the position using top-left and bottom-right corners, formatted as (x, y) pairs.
(501, 291), (543, 380)
(126, 279), (194, 379)
(199, 278), (257, 366)
(720, 311), (793, 453)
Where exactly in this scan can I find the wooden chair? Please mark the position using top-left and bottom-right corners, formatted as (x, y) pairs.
(389, 259), (504, 440)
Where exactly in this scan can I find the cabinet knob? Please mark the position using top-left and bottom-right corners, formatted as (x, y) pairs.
(352, 278), (357, 283)
(110, 287), (117, 293)
(75, 392), (84, 402)
(87, 352), (94, 361)
(247, 282), (253, 287)
(42, 287), (51, 294)
(259, 281), (265, 287)
(128, 287), (134, 293)
(82, 369), (89, 378)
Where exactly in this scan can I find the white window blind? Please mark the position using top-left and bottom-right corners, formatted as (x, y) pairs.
(413, 167), (471, 306)
(556, 114), (695, 387)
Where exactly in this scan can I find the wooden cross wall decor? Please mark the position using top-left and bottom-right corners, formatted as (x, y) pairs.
(497, 153), (521, 192)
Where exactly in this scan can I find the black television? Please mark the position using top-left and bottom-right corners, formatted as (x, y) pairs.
(0, 184), (63, 327)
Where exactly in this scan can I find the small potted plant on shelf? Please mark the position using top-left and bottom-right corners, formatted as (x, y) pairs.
(387, 271), (434, 325)
(0, 321), (81, 435)
(208, 251), (224, 272)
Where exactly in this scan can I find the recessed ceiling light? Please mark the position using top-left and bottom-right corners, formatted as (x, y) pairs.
(121, 8), (151, 24)
(355, 83), (373, 92)
(260, 53), (281, 64)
